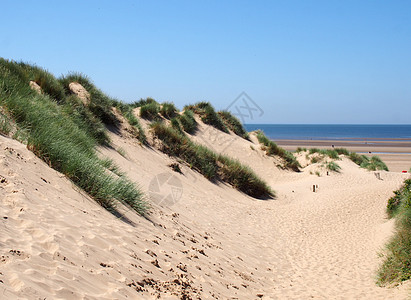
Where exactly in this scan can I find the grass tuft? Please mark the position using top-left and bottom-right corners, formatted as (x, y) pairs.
(151, 122), (273, 198)
(160, 102), (178, 119)
(179, 110), (197, 134)
(140, 102), (160, 120)
(116, 103), (147, 144)
(326, 161), (341, 172)
(185, 102), (229, 133)
(378, 179), (411, 285)
(256, 130), (300, 171)
(59, 73), (119, 126)
(218, 110), (249, 139)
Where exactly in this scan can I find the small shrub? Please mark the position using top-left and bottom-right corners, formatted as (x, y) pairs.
(296, 147), (307, 153)
(160, 102), (178, 119)
(140, 102), (159, 120)
(315, 171), (321, 177)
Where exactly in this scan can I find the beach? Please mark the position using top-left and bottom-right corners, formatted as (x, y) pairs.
(276, 139), (411, 172)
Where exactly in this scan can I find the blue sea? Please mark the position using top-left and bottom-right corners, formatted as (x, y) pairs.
(244, 124), (411, 140)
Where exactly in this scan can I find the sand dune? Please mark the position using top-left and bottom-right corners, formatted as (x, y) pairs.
(1, 117), (410, 299)
(277, 139), (411, 172)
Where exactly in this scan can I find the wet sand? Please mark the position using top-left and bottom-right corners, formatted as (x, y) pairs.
(276, 139), (411, 172)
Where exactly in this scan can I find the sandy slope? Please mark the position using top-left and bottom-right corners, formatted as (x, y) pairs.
(1, 117), (410, 299)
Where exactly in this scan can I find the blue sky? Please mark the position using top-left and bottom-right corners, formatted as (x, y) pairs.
(1, 0), (410, 124)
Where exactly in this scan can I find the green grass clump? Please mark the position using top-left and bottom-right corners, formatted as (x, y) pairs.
(0, 59), (147, 215)
(326, 161), (341, 172)
(378, 179), (411, 285)
(348, 152), (388, 171)
(218, 110), (249, 139)
(217, 155), (274, 198)
(115, 103), (146, 144)
(296, 147), (307, 153)
(59, 73), (119, 126)
(151, 122), (273, 198)
(361, 156), (388, 171)
(0, 110), (12, 135)
(160, 102), (178, 119)
(256, 130), (300, 171)
(1, 60), (66, 103)
(179, 110), (197, 134)
(310, 156), (320, 164)
(131, 97), (157, 108)
(151, 122), (217, 179)
(170, 117), (183, 133)
(62, 94), (110, 145)
(334, 147), (350, 156)
(308, 148), (340, 160)
(185, 102), (228, 133)
(140, 102), (160, 120)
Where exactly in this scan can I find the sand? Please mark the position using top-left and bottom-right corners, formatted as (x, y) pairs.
(1, 117), (410, 299)
(277, 139), (411, 173)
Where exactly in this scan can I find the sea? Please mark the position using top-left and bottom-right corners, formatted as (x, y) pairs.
(244, 124), (411, 140)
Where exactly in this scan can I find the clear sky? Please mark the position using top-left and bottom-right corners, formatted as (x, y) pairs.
(1, 0), (410, 124)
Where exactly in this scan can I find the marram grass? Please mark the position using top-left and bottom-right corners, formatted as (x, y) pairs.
(151, 122), (274, 198)
(0, 58), (147, 215)
(378, 179), (411, 285)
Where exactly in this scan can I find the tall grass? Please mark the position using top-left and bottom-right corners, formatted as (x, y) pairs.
(140, 102), (160, 120)
(0, 110), (12, 135)
(62, 94), (110, 145)
(151, 122), (274, 198)
(179, 110), (197, 134)
(326, 161), (341, 172)
(59, 73), (119, 126)
(378, 179), (411, 285)
(308, 148), (340, 159)
(115, 103), (147, 144)
(256, 130), (300, 171)
(218, 110), (249, 139)
(306, 147), (389, 171)
(0, 60), (66, 103)
(131, 97), (157, 108)
(348, 152), (388, 171)
(185, 102), (229, 133)
(160, 102), (178, 119)
(0, 59), (147, 215)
